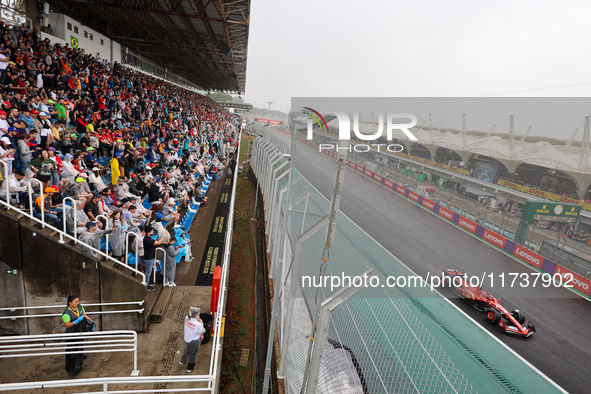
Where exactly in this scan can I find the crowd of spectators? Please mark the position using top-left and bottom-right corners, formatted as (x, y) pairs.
(495, 172), (586, 201)
(0, 22), (240, 286)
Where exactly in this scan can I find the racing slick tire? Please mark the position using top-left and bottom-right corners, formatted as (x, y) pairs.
(485, 308), (501, 324)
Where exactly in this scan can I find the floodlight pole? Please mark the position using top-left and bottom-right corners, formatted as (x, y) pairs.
(301, 139), (349, 393)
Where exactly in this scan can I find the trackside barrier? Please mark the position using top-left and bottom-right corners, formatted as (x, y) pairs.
(297, 134), (591, 298)
(0, 330), (140, 376)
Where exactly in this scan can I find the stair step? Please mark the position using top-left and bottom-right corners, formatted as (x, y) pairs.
(150, 285), (174, 323)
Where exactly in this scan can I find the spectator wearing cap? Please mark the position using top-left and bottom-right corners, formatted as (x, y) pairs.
(38, 111), (52, 148)
(0, 170), (26, 206)
(18, 108), (34, 132)
(161, 198), (181, 228)
(63, 176), (93, 206)
(35, 187), (61, 226)
(88, 166), (107, 192)
(0, 135), (16, 178)
(110, 151), (122, 185)
(84, 146), (102, 169)
(79, 221), (112, 258)
(60, 133), (75, 155)
(83, 193), (103, 222)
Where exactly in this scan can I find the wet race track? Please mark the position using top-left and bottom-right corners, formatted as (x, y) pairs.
(293, 142), (591, 393)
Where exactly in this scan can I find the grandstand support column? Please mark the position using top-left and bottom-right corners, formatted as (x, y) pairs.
(304, 269), (375, 394)
(579, 116), (590, 170)
(462, 114), (467, 150)
(301, 139), (349, 394)
(428, 113), (433, 144)
(509, 115), (516, 160)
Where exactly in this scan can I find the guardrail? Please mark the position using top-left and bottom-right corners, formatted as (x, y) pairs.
(0, 158), (147, 285)
(0, 330), (139, 376)
(0, 301), (146, 320)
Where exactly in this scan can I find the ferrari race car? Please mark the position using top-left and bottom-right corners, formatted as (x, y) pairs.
(441, 269), (536, 338)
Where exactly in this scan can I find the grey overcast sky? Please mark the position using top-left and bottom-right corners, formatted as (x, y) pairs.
(244, 0), (591, 136)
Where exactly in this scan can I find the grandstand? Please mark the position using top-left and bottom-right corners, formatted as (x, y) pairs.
(0, 2), (249, 392)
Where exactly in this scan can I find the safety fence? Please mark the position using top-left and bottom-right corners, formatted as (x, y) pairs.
(293, 132), (591, 298)
(250, 125), (560, 393)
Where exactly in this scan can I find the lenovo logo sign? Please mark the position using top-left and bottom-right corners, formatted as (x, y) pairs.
(513, 245), (543, 268)
(458, 217), (476, 233)
(483, 229), (507, 248)
(555, 266), (591, 294)
(422, 199), (435, 210)
(439, 207), (453, 221)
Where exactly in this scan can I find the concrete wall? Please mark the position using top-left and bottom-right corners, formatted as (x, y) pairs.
(99, 262), (148, 333)
(43, 13), (122, 64)
(0, 208), (148, 335)
(0, 209), (27, 335)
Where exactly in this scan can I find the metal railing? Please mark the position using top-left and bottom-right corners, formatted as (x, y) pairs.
(62, 196), (78, 244)
(0, 330), (139, 376)
(0, 160), (147, 284)
(0, 301), (145, 320)
(209, 132), (242, 387)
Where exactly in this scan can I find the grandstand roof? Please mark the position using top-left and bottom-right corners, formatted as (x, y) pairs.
(48, 0), (250, 93)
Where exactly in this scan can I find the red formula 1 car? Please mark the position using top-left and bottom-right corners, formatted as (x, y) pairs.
(441, 269), (536, 338)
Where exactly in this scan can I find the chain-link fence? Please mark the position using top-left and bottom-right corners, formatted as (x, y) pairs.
(250, 124), (561, 393)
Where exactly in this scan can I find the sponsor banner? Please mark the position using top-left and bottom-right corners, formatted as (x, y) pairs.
(438, 206), (454, 221)
(395, 185), (406, 195)
(356, 165), (364, 173)
(394, 152), (470, 176)
(513, 244), (544, 269)
(373, 173), (383, 183)
(482, 229), (507, 249)
(504, 239), (516, 254)
(541, 259), (557, 275)
(553, 265), (591, 295)
(254, 118), (283, 125)
(422, 198), (436, 211)
(384, 179), (395, 189)
(364, 169), (374, 177)
(497, 180), (591, 211)
(350, 162), (357, 170)
(408, 191), (420, 202)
